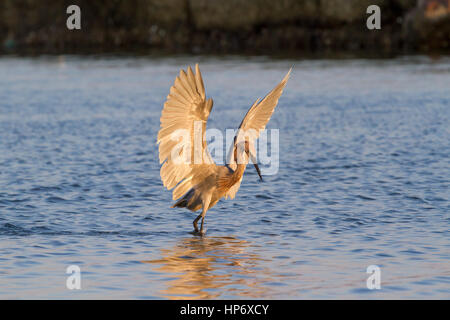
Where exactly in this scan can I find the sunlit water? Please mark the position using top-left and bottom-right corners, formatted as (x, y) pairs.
(0, 55), (449, 299)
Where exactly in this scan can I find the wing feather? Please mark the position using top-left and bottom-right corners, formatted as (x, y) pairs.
(237, 68), (291, 140)
(158, 64), (216, 200)
(224, 175), (243, 200)
(195, 64), (206, 99)
(225, 68), (291, 199)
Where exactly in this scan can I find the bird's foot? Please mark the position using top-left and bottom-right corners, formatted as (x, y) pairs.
(191, 228), (206, 237)
(193, 222), (199, 233)
(192, 215), (206, 236)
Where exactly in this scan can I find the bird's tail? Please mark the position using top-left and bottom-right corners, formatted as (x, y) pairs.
(171, 188), (194, 208)
(171, 198), (187, 208)
(171, 188), (201, 211)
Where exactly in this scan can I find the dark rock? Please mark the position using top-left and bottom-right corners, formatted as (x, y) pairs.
(0, 0), (448, 54)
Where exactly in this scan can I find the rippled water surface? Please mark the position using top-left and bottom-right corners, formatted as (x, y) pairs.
(0, 55), (449, 299)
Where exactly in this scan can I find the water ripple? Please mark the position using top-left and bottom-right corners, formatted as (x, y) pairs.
(0, 56), (448, 299)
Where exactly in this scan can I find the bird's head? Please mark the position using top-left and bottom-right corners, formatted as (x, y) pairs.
(234, 139), (263, 181)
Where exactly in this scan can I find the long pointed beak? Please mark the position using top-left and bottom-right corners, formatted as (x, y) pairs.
(250, 153), (263, 181)
(253, 163), (263, 181)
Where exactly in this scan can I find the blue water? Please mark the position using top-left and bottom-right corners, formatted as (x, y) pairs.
(0, 55), (449, 299)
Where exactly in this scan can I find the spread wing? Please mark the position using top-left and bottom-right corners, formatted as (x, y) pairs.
(235, 68), (291, 145)
(224, 68), (291, 199)
(157, 64), (216, 201)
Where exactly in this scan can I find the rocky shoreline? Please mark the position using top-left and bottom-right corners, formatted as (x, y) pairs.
(0, 0), (449, 55)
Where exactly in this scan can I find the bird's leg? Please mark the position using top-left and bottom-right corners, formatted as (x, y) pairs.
(199, 194), (212, 235)
(199, 209), (207, 235)
(193, 213), (202, 233)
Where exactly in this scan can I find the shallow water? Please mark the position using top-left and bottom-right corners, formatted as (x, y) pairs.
(0, 55), (449, 299)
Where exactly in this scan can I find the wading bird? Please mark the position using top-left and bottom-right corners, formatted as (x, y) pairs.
(157, 64), (291, 235)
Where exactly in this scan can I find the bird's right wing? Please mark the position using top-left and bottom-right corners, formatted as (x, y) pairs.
(157, 64), (216, 201)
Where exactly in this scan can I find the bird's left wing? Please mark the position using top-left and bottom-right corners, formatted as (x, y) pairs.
(157, 64), (216, 201)
(235, 68), (291, 144)
(224, 68), (291, 199)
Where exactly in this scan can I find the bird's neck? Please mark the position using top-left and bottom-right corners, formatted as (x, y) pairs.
(232, 163), (246, 180)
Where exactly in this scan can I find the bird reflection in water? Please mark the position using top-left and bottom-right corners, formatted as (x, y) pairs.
(142, 236), (273, 299)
